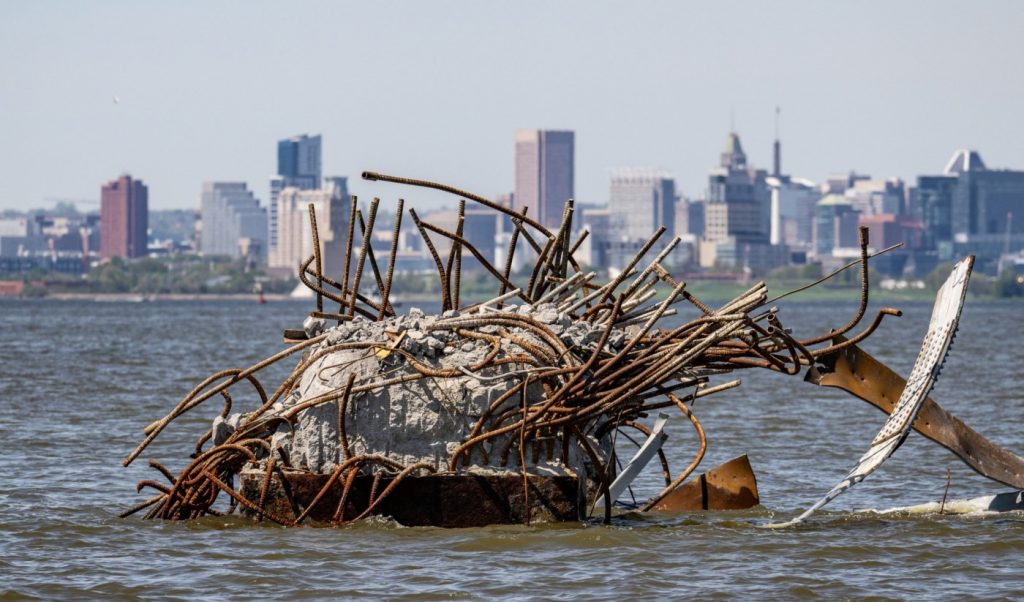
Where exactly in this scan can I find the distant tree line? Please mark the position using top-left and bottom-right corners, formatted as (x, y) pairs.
(16, 256), (296, 296)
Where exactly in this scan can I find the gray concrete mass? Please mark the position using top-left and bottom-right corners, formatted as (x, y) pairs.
(229, 303), (617, 477)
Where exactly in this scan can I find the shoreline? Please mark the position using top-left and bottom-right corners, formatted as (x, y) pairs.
(35, 292), (299, 302)
(4, 285), (1020, 304)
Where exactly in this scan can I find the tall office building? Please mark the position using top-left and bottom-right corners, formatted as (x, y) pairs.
(200, 182), (267, 258)
(704, 132), (771, 244)
(602, 168), (678, 271)
(913, 149), (1024, 271)
(813, 195), (861, 258)
(914, 174), (958, 254)
(101, 175), (148, 260)
(514, 130), (575, 230)
(699, 132), (785, 271)
(462, 210), (500, 271)
(844, 178), (906, 216)
(768, 176), (820, 248)
(269, 134), (322, 254)
(269, 185), (348, 279)
(322, 176), (348, 199)
(608, 168), (675, 241)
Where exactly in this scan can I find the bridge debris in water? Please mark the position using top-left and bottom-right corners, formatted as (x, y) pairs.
(122, 171), (1024, 527)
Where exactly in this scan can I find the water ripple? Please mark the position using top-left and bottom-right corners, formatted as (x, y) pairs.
(2, 299), (1024, 598)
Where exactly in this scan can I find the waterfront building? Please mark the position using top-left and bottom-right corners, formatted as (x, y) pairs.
(269, 185), (348, 279)
(675, 198), (705, 238)
(100, 175), (148, 260)
(768, 176), (820, 249)
(813, 194), (860, 258)
(704, 133), (770, 245)
(575, 205), (610, 269)
(912, 150), (1024, 272)
(844, 178), (906, 216)
(269, 134), (322, 254)
(462, 210), (499, 271)
(0, 217), (41, 257)
(514, 129), (575, 230)
(322, 176), (348, 199)
(608, 168), (676, 241)
(700, 132), (783, 272)
(199, 182), (267, 259)
(822, 171), (870, 195)
(914, 174), (958, 256)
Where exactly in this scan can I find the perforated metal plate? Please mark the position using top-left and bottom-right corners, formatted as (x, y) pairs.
(769, 256), (974, 528)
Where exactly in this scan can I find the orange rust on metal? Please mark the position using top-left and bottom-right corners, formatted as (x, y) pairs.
(652, 455), (759, 511)
(282, 329), (308, 343)
(239, 468), (582, 527)
(810, 336), (1024, 489)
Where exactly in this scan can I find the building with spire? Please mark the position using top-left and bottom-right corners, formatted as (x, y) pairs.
(700, 132), (784, 271)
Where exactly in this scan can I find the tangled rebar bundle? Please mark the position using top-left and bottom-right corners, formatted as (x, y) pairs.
(122, 171), (906, 526)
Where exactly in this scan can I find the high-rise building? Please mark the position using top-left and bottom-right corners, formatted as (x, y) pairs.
(322, 176), (348, 199)
(768, 176), (820, 248)
(514, 130), (575, 231)
(844, 178), (906, 216)
(699, 132), (788, 272)
(101, 175), (148, 260)
(914, 174), (958, 254)
(813, 195), (860, 258)
(704, 133), (770, 245)
(675, 199), (705, 238)
(462, 210), (499, 271)
(913, 149), (1024, 271)
(269, 185), (348, 279)
(608, 168), (676, 242)
(200, 183), (267, 258)
(269, 134), (322, 254)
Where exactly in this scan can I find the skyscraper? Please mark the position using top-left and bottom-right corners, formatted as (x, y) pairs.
(608, 168), (676, 241)
(514, 130), (575, 230)
(915, 149), (1024, 271)
(101, 174), (148, 260)
(269, 185), (348, 279)
(915, 174), (957, 254)
(814, 195), (860, 258)
(704, 132), (770, 245)
(200, 182), (267, 258)
(699, 132), (785, 271)
(270, 134), (322, 254)
(768, 176), (820, 248)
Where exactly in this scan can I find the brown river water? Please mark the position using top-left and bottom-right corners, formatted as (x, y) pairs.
(2, 296), (1023, 599)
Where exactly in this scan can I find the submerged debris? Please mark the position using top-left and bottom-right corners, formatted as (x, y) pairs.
(122, 172), (1024, 527)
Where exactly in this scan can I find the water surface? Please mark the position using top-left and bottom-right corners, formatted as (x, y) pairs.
(2, 296), (1023, 599)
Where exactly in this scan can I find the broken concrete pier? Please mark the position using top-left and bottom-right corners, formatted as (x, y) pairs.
(121, 171), (1024, 528)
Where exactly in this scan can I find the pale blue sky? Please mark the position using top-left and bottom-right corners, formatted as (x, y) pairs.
(2, 1), (1022, 211)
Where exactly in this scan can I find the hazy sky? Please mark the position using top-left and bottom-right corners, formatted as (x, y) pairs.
(2, 1), (1023, 212)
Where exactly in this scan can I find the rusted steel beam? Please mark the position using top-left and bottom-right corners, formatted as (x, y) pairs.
(810, 338), (1024, 490)
(651, 455), (759, 511)
(238, 468), (582, 527)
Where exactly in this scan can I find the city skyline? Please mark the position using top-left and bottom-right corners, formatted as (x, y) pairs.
(2, 2), (1022, 212)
